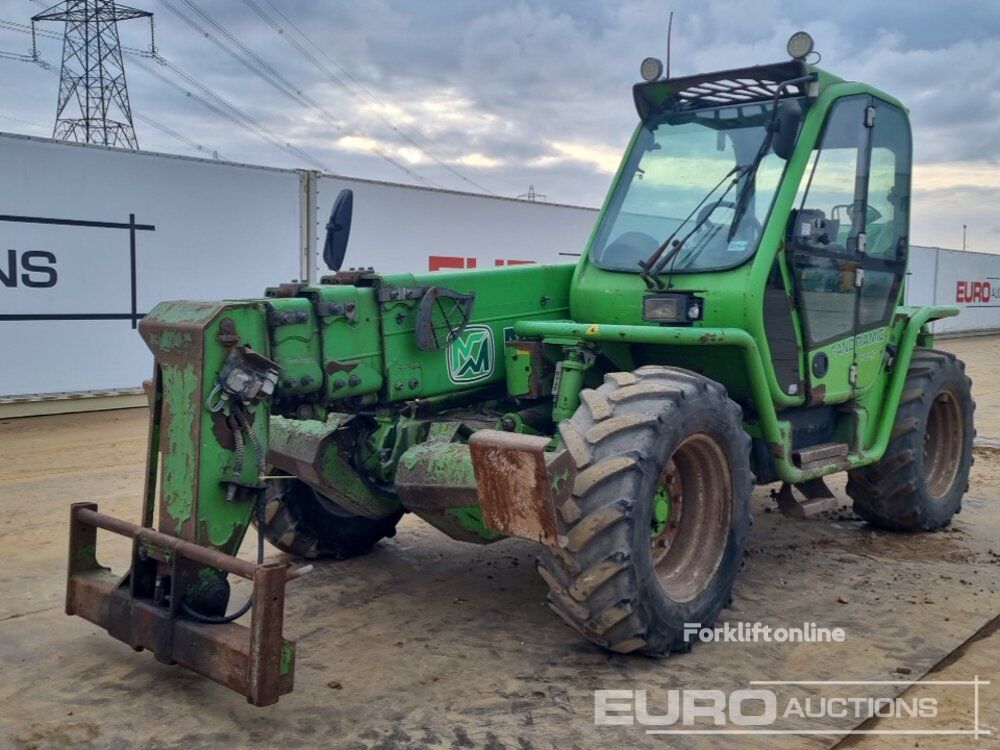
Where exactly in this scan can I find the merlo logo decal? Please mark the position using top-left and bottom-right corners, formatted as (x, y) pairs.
(447, 325), (494, 383)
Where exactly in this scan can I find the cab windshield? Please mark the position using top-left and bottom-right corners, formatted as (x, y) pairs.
(589, 100), (794, 274)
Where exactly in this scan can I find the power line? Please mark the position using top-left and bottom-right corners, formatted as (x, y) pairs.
(158, 0), (443, 188)
(8, 4), (519, 194)
(134, 111), (222, 159)
(8, 11), (334, 169)
(0, 112), (45, 127)
(0, 49), (34, 61)
(160, 0), (322, 115)
(241, 0), (497, 195)
(26, 0), (334, 170)
(1, 15), (152, 56)
(257, 0), (529, 193)
(175, 0), (442, 187)
(19, 53), (224, 159)
(129, 53), (330, 169)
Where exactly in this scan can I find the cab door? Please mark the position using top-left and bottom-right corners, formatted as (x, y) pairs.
(851, 100), (911, 393)
(788, 94), (872, 405)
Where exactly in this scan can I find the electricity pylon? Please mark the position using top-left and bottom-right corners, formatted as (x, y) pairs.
(32, 1), (154, 148)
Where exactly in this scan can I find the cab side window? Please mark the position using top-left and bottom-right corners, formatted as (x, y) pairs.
(858, 102), (911, 328)
(790, 95), (868, 346)
(797, 96), (869, 252)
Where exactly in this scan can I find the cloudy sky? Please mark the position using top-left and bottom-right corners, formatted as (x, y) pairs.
(1, 0), (998, 250)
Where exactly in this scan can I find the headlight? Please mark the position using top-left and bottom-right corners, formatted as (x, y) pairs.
(643, 293), (703, 323)
(786, 31), (814, 60)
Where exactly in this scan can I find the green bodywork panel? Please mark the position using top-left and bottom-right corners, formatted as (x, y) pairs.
(266, 297), (324, 399)
(372, 263), (573, 401)
(311, 286), (384, 402)
(141, 300), (270, 553)
(504, 344), (535, 398)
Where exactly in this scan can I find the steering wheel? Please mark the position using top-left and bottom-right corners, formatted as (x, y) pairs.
(692, 198), (762, 241)
(696, 199), (736, 228)
(675, 199), (761, 270)
(832, 203), (883, 224)
(602, 231), (659, 262)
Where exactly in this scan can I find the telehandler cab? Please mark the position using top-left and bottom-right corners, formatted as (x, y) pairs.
(66, 33), (973, 705)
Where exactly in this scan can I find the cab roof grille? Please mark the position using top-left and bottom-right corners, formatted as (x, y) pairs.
(634, 61), (810, 118)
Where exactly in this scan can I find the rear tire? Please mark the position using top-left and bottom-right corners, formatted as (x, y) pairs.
(255, 477), (402, 559)
(536, 366), (753, 655)
(847, 348), (974, 531)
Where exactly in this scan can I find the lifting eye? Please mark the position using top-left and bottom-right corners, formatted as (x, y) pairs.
(414, 286), (476, 351)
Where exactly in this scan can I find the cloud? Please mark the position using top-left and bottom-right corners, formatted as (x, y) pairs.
(0, 0), (997, 249)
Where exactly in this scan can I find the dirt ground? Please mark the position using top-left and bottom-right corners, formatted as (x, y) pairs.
(0, 337), (998, 750)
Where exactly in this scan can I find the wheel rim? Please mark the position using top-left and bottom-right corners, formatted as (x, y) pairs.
(650, 433), (732, 603)
(923, 389), (963, 499)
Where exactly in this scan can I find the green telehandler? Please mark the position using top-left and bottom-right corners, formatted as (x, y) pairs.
(66, 33), (974, 706)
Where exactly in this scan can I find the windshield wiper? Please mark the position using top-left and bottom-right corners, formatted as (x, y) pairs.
(723, 131), (774, 247)
(638, 164), (746, 289)
(726, 74), (815, 243)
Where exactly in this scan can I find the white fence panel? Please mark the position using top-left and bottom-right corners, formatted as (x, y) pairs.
(902, 245), (1000, 335)
(0, 133), (302, 397)
(0, 137), (600, 399)
(904, 245), (937, 307)
(314, 175), (597, 276)
(930, 248), (1000, 334)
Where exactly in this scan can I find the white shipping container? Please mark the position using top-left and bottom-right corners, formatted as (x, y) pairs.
(313, 174), (597, 277)
(929, 247), (1000, 334)
(904, 245), (938, 308)
(0, 133), (303, 397)
(0, 134), (598, 398)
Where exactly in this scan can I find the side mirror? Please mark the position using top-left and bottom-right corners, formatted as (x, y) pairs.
(772, 100), (804, 161)
(323, 189), (354, 271)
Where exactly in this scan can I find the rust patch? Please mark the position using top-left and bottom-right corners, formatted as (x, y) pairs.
(809, 384), (827, 405)
(210, 409), (256, 451)
(141, 378), (155, 408)
(468, 431), (574, 546)
(66, 503), (295, 706)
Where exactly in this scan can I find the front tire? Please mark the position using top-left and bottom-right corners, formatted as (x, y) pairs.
(536, 366), (753, 655)
(847, 348), (974, 531)
(255, 477), (402, 559)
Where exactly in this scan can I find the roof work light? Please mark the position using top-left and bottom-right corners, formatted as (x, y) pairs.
(786, 31), (815, 60)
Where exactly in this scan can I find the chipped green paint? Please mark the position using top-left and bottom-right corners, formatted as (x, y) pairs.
(398, 440), (475, 484)
(74, 542), (97, 569)
(161, 361), (200, 535)
(550, 467), (571, 495)
(651, 484), (671, 538)
(144, 301), (270, 551)
(280, 642), (295, 675)
(145, 299), (223, 325)
(444, 506), (505, 543)
(196, 308), (271, 550)
(151, 327), (194, 354)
